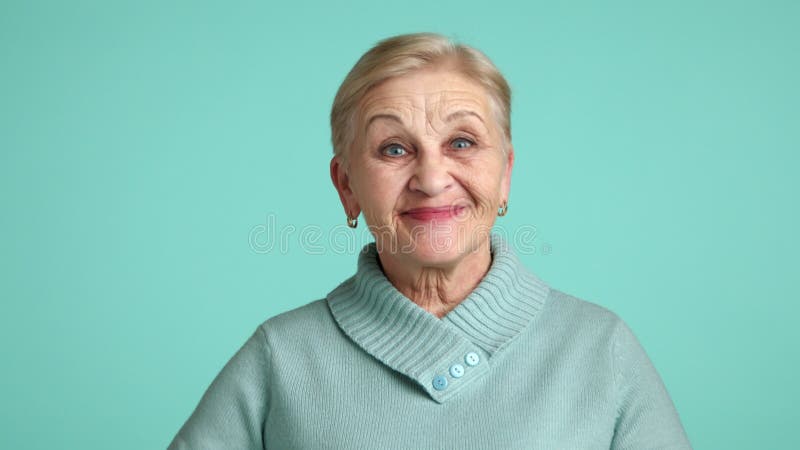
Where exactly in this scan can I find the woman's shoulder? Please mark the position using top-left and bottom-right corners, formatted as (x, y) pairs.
(254, 298), (339, 344)
(540, 286), (632, 344)
(546, 286), (622, 323)
(262, 297), (330, 323)
(541, 286), (660, 370)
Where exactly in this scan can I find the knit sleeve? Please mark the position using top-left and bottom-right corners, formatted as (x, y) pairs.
(168, 325), (271, 450)
(610, 319), (692, 450)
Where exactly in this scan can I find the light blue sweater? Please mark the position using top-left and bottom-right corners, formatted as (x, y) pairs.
(169, 234), (691, 449)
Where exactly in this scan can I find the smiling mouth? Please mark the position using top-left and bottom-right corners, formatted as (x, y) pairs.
(401, 205), (467, 221)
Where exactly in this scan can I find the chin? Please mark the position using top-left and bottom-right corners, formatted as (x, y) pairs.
(405, 246), (463, 267)
(397, 227), (472, 266)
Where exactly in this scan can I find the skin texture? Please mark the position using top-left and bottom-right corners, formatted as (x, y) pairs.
(330, 65), (514, 318)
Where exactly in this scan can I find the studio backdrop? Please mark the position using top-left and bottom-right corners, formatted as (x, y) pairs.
(1, 1), (797, 449)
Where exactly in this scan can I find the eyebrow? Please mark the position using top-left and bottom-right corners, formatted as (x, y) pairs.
(444, 109), (485, 124)
(365, 113), (403, 132)
(364, 109), (486, 132)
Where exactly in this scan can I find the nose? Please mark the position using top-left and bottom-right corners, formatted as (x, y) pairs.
(408, 149), (454, 196)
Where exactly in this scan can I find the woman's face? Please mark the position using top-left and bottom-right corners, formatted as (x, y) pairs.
(332, 66), (513, 267)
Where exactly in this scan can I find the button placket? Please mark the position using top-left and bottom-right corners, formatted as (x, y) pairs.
(418, 345), (491, 403)
(430, 349), (482, 394)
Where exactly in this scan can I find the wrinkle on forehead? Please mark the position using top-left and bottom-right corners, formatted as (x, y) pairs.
(360, 94), (420, 131)
(361, 88), (492, 137)
(424, 91), (488, 135)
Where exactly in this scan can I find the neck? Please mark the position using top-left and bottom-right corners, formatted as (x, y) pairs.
(376, 238), (492, 318)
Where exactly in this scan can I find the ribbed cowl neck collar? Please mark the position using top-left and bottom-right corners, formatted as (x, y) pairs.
(326, 233), (551, 403)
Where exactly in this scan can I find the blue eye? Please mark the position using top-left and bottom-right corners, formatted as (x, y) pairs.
(382, 144), (407, 157)
(451, 137), (474, 150)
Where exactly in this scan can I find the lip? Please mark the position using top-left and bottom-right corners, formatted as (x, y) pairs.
(401, 205), (467, 221)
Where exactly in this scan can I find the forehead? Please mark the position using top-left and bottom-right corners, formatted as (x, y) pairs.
(358, 68), (492, 121)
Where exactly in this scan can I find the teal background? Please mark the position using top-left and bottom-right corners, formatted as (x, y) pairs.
(1, 1), (797, 448)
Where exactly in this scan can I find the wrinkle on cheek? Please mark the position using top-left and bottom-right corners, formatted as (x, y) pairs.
(458, 170), (497, 221)
(367, 209), (402, 251)
(357, 184), (401, 240)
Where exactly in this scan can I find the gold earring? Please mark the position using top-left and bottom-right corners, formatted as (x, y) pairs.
(497, 200), (508, 217)
(346, 214), (358, 228)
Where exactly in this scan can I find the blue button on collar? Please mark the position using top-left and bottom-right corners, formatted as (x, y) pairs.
(449, 364), (465, 378)
(432, 375), (448, 391)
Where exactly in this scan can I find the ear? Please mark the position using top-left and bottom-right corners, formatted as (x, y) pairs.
(500, 144), (515, 202)
(330, 155), (361, 219)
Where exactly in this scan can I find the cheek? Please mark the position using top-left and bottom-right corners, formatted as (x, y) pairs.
(355, 171), (405, 217)
(458, 161), (504, 217)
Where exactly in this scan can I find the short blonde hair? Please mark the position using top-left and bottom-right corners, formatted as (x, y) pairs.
(330, 32), (512, 164)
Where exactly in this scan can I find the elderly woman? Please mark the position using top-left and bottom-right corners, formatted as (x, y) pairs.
(169, 33), (691, 449)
